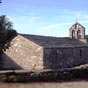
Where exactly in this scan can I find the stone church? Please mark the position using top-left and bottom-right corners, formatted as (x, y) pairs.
(2, 22), (88, 70)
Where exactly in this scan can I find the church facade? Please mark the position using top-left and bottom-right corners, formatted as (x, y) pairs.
(2, 22), (88, 70)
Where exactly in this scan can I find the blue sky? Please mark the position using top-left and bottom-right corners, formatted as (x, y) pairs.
(0, 0), (88, 37)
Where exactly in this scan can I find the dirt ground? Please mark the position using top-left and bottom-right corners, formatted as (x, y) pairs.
(0, 80), (88, 88)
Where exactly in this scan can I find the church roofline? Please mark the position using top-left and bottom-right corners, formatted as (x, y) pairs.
(69, 22), (85, 30)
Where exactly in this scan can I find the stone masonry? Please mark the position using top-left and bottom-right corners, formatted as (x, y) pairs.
(69, 22), (85, 39)
(2, 35), (44, 70)
(2, 22), (88, 70)
(43, 47), (88, 69)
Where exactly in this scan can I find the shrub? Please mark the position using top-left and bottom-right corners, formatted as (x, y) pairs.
(8, 75), (18, 82)
(0, 75), (7, 82)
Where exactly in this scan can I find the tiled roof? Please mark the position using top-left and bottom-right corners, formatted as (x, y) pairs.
(19, 34), (88, 48)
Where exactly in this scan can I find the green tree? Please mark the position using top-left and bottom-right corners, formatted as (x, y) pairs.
(0, 15), (17, 53)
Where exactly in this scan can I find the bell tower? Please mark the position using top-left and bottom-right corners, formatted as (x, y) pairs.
(69, 22), (85, 39)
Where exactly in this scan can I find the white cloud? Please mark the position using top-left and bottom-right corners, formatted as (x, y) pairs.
(65, 10), (88, 20)
(41, 22), (72, 30)
(6, 9), (88, 36)
(7, 13), (41, 34)
(41, 20), (88, 31)
(80, 20), (88, 23)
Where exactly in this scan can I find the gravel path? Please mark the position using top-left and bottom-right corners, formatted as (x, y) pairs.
(0, 81), (88, 88)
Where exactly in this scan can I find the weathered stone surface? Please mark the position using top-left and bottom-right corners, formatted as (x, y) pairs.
(2, 22), (88, 70)
(3, 33), (88, 70)
(69, 22), (85, 39)
(3, 35), (43, 70)
(43, 47), (88, 69)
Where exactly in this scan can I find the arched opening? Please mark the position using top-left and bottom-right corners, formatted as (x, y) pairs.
(72, 30), (75, 39)
(77, 30), (81, 39)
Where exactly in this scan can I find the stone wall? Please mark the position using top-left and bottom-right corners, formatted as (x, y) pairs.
(2, 34), (88, 70)
(2, 35), (44, 70)
(43, 47), (88, 69)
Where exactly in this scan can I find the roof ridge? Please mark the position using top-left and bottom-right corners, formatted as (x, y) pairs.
(19, 33), (68, 39)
